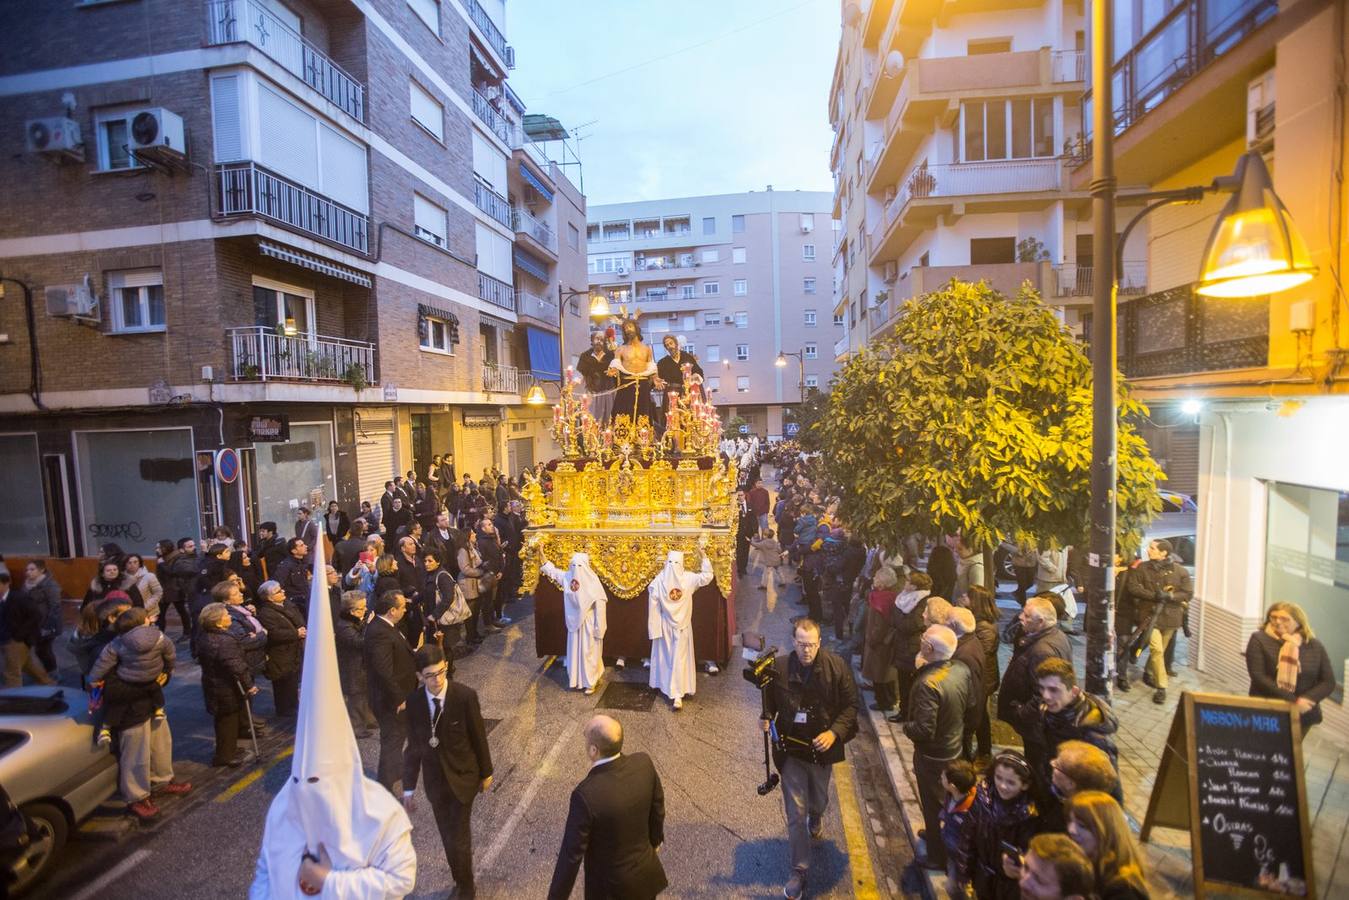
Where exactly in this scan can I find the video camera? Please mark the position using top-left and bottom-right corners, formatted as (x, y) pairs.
(742, 632), (781, 795)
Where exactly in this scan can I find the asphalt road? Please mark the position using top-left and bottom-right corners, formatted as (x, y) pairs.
(32, 560), (915, 899)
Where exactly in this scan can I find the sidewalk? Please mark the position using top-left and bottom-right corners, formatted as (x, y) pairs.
(860, 597), (1349, 899)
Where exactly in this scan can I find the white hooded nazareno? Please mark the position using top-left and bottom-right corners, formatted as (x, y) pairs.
(540, 552), (608, 691)
(250, 534), (416, 899)
(647, 550), (714, 704)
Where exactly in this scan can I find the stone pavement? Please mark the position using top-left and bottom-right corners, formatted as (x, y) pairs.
(859, 596), (1349, 899)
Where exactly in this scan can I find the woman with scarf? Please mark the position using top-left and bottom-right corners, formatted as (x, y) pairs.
(887, 570), (933, 723)
(1246, 602), (1337, 733)
(82, 560), (143, 611)
(861, 565), (900, 713)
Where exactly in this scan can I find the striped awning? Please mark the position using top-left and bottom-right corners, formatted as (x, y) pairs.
(518, 161), (554, 201)
(258, 241), (372, 287)
(418, 303), (460, 344)
(513, 245), (549, 280)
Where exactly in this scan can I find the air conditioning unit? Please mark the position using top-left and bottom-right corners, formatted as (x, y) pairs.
(45, 277), (99, 320)
(25, 117), (84, 162)
(615, 265), (628, 276)
(882, 261), (898, 283)
(127, 107), (187, 167)
(800, 222), (813, 233)
(666, 281), (676, 288)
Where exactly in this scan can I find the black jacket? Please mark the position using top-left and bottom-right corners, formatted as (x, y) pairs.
(425, 528), (460, 573)
(323, 510), (351, 542)
(656, 351), (703, 398)
(256, 600), (306, 681)
(889, 594), (930, 673)
(952, 632), (987, 709)
(402, 681), (493, 804)
(101, 670), (165, 731)
(0, 588), (44, 646)
(576, 348), (616, 394)
(1246, 629), (1338, 729)
(334, 612), (368, 696)
(1125, 557), (1193, 631)
(903, 659), (972, 759)
(763, 647), (860, 767)
(997, 625), (1072, 726)
(960, 776), (1039, 899)
(254, 536), (288, 581)
(197, 627), (254, 716)
(1021, 692), (1120, 792)
(547, 752), (668, 900)
(273, 556), (311, 608)
(332, 536), (367, 576)
(364, 616), (417, 714)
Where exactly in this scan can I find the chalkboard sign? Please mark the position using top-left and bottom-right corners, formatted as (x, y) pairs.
(1140, 692), (1314, 899)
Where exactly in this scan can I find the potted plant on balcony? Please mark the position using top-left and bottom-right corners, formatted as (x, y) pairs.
(241, 362), (260, 380)
(306, 350), (338, 380)
(343, 362), (368, 393)
(1016, 237), (1050, 263)
(907, 165), (936, 199)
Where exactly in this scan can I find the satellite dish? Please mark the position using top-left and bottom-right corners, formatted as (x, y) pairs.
(883, 50), (905, 78)
(842, 2), (862, 27)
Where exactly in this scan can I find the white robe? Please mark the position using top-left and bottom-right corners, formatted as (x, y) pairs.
(541, 555), (607, 690)
(647, 553), (714, 701)
(250, 815), (416, 900)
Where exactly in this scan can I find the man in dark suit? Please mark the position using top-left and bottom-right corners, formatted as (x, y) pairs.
(364, 590), (418, 792)
(547, 715), (667, 900)
(332, 519), (369, 574)
(403, 644), (493, 899)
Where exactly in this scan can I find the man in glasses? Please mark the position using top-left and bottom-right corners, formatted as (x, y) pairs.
(760, 618), (859, 900)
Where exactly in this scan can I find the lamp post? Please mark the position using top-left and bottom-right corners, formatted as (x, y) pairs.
(775, 350), (804, 405)
(1083, 0), (1316, 697)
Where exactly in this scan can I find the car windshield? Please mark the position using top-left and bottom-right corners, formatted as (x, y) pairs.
(0, 695), (70, 716)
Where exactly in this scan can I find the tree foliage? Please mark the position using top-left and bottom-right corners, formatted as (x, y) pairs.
(784, 387), (829, 452)
(818, 279), (1163, 553)
(721, 415), (748, 439)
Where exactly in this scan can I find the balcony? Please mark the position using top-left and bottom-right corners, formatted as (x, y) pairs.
(477, 272), (516, 311)
(482, 362), (520, 394)
(466, 0), (514, 68)
(512, 207), (557, 253)
(473, 177), (511, 228)
(1052, 262), (1148, 300)
(471, 88), (511, 143)
(869, 159), (1065, 264)
(867, 262), (1046, 339)
(833, 332), (850, 360)
(205, 0), (364, 123)
(227, 326), (376, 384)
(627, 257), (699, 281)
(1051, 50), (1086, 83)
(217, 162), (370, 254)
(517, 290), (560, 326)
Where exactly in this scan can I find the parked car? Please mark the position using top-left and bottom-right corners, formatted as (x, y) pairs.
(1159, 490), (1198, 513)
(1137, 512), (1198, 575)
(0, 687), (118, 895)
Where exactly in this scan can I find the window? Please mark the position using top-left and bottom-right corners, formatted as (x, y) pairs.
(602, 221), (630, 241)
(962, 98), (1054, 161)
(800, 213), (815, 230)
(732, 247), (747, 264)
(736, 375), (750, 392)
(706, 376), (721, 392)
(733, 279), (747, 296)
(805, 375), (820, 388)
(736, 344), (749, 360)
(967, 38), (1012, 54)
(589, 255), (632, 274)
(804, 310), (817, 327)
(0, 434), (49, 555)
(420, 315), (454, 354)
(414, 194), (447, 246)
(702, 216), (716, 235)
(633, 218), (659, 239)
(108, 269), (165, 333)
(732, 214), (746, 233)
(407, 0), (439, 34)
(804, 343), (818, 360)
(804, 277), (817, 294)
(970, 237), (1016, 264)
(253, 278), (314, 337)
(706, 345), (721, 361)
(644, 288), (668, 301)
(704, 281), (720, 296)
(704, 312), (722, 327)
(681, 285), (696, 299)
(646, 318), (670, 334)
(802, 244), (816, 261)
(93, 107), (145, 171)
(734, 311), (748, 328)
(567, 224), (580, 250)
(410, 80), (444, 140)
(833, 313), (845, 326)
(587, 223), (599, 242)
(682, 315), (696, 332)
(701, 249), (720, 263)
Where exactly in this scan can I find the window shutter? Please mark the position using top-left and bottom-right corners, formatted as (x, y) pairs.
(410, 81), (444, 141)
(211, 75), (243, 162)
(319, 123), (369, 212)
(474, 224), (513, 282)
(258, 85), (318, 186)
(415, 194), (447, 244)
(471, 132), (507, 189)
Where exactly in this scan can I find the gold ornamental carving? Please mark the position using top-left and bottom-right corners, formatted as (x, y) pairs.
(522, 529), (735, 600)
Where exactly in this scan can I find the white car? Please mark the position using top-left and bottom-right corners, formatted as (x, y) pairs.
(0, 686), (118, 895)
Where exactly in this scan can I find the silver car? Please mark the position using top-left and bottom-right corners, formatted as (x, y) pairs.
(0, 686), (118, 895)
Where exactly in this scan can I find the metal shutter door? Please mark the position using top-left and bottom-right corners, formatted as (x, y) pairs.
(459, 423), (496, 478)
(355, 409), (397, 506)
(1166, 426), (1200, 496)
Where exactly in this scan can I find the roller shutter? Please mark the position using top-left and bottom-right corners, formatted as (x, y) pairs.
(355, 408), (398, 506)
(459, 419), (496, 478)
(1166, 426), (1200, 496)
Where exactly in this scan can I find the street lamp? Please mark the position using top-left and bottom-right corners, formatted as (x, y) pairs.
(524, 286), (612, 406)
(775, 350), (805, 405)
(1084, 0), (1315, 696)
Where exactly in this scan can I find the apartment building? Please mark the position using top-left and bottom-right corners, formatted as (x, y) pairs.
(0, 0), (583, 559)
(831, 0), (1135, 365)
(1070, 0), (1348, 733)
(584, 190), (836, 439)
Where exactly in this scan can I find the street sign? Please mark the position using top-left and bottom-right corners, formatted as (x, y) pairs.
(214, 448), (240, 484)
(738, 424), (749, 435)
(383, 383), (399, 401)
(784, 422), (800, 437)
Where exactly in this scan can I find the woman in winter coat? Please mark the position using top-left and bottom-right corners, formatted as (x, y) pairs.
(123, 554), (162, 624)
(965, 585), (1002, 761)
(1246, 601), (1338, 733)
(195, 602), (257, 768)
(24, 560), (64, 675)
(960, 750), (1039, 900)
(323, 500), (350, 544)
(334, 590), (377, 737)
(925, 543), (957, 603)
(82, 562), (142, 611)
(456, 530), (488, 646)
(887, 571), (933, 723)
(254, 582), (306, 718)
(861, 565), (901, 713)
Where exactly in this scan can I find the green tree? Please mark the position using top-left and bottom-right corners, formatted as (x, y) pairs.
(818, 279), (1162, 556)
(722, 415), (748, 440)
(784, 386), (829, 452)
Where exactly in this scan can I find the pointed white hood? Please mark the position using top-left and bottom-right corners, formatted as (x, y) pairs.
(562, 552), (606, 635)
(255, 534), (413, 898)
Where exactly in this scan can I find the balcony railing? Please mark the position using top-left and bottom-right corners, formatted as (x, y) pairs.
(228, 326), (376, 384)
(206, 0), (364, 123)
(471, 87), (511, 143)
(834, 333), (850, 358)
(511, 207), (557, 251)
(474, 177), (511, 228)
(477, 271), (516, 310)
(482, 362), (520, 393)
(217, 162), (369, 254)
(900, 158), (1064, 206)
(466, 0), (513, 67)
(1051, 49), (1086, 83)
(1053, 262), (1148, 298)
(517, 290), (559, 323)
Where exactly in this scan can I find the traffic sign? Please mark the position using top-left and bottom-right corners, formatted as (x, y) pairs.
(784, 422), (800, 437)
(215, 448), (240, 484)
(738, 423), (749, 434)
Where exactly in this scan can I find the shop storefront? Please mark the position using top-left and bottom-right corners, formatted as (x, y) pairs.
(0, 432), (51, 556)
(74, 427), (200, 557)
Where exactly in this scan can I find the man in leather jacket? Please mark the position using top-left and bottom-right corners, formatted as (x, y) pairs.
(903, 625), (971, 871)
(1125, 539), (1193, 704)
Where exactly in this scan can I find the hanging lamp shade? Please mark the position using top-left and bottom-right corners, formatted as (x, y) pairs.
(524, 383), (548, 405)
(588, 293), (612, 319)
(1196, 152), (1316, 298)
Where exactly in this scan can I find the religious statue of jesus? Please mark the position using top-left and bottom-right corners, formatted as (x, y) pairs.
(607, 315), (657, 425)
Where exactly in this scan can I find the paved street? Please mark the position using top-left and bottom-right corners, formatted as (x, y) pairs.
(32, 567), (915, 899)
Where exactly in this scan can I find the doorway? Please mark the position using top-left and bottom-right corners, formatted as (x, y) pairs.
(410, 413), (432, 485)
(41, 453), (76, 558)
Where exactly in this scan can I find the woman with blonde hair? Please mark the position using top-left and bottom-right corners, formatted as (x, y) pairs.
(1246, 601), (1337, 733)
(1064, 790), (1151, 899)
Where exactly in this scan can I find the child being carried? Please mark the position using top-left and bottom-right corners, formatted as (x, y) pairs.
(88, 607), (176, 745)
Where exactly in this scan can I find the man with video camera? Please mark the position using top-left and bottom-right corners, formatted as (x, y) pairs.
(759, 618), (859, 900)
